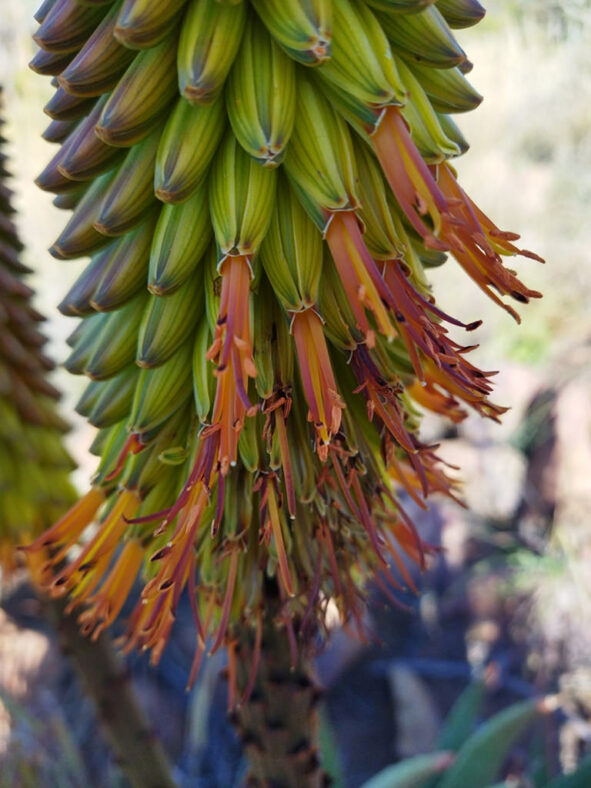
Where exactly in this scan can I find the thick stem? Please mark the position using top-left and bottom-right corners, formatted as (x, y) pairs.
(233, 602), (326, 788)
(41, 595), (177, 788)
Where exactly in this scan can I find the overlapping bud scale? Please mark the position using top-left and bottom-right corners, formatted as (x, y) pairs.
(27, 0), (541, 693)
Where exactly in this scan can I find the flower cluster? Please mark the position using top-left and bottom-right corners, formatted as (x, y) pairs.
(27, 0), (542, 692)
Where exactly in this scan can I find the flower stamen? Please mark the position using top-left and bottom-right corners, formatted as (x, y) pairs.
(291, 309), (344, 461)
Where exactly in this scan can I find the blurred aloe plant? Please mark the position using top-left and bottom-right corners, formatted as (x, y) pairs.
(27, 0), (543, 782)
(0, 87), (77, 578)
(1, 89), (178, 788)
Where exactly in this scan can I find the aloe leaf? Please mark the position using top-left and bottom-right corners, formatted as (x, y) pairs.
(437, 680), (486, 751)
(548, 755), (591, 788)
(437, 698), (544, 788)
(360, 752), (454, 788)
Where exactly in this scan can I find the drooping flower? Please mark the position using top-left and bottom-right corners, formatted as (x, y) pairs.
(28, 0), (542, 703)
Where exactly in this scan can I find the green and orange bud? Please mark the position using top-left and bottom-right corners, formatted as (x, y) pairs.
(59, 5), (136, 96)
(251, 0), (332, 66)
(148, 182), (212, 294)
(260, 180), (323, 312)
(377, 4), (467, 68)
(155, 93), (225, 203)
(284, 76), (358, 229)
(96, 35), (178, 145)
(226, 14), (296, 167)
(291, 309), (344, 461)
(209, 131), (276, 257)
(177, 0), (246, 105)
(115, 0), (188, 50)
(316, 0), (406, 130)
(95, 129), (160, 235)
(128, 338), (194, 432)
(354, 141), (406, 261)
(438, 0), (486, 29)
(137, 272), (203, 367)
(394, 57), (462, 162)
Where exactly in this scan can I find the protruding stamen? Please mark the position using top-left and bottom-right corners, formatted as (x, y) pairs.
(291, 309), (344, 461)
(326, 211), (397, 343)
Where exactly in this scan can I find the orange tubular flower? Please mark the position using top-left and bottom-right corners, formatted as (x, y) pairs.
(291, 309), (344, 461)
(21, 487), (106, 581)
(325, 211), (397, 345)
(373, 107), (448, 249)
(406, 380), (467, 424)
(124, 482), (211, 663)
(373, 107), (543, 319)
(436, 163), (543, 321)
(76, 538), (144, 639)
(50, 490), (140, 600)
(206, 254), (258, 475)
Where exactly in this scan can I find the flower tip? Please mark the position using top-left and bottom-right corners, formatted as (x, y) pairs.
(154, 187), (177, 205)
(147, 282), (166, 296)
(93, 221), (111, 237)
(93, 124), (109, 144)
(310, 38), (331, 64)
(183, 85), (217, 106)
(466, 320), (482, 331)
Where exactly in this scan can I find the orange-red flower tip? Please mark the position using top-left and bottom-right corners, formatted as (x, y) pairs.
(325, 211), (398, 343)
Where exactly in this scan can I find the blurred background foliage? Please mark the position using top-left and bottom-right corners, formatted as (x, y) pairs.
(1, 1), (591, 786)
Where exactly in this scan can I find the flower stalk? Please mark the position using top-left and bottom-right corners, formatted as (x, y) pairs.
(232, 591), (325, 788)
